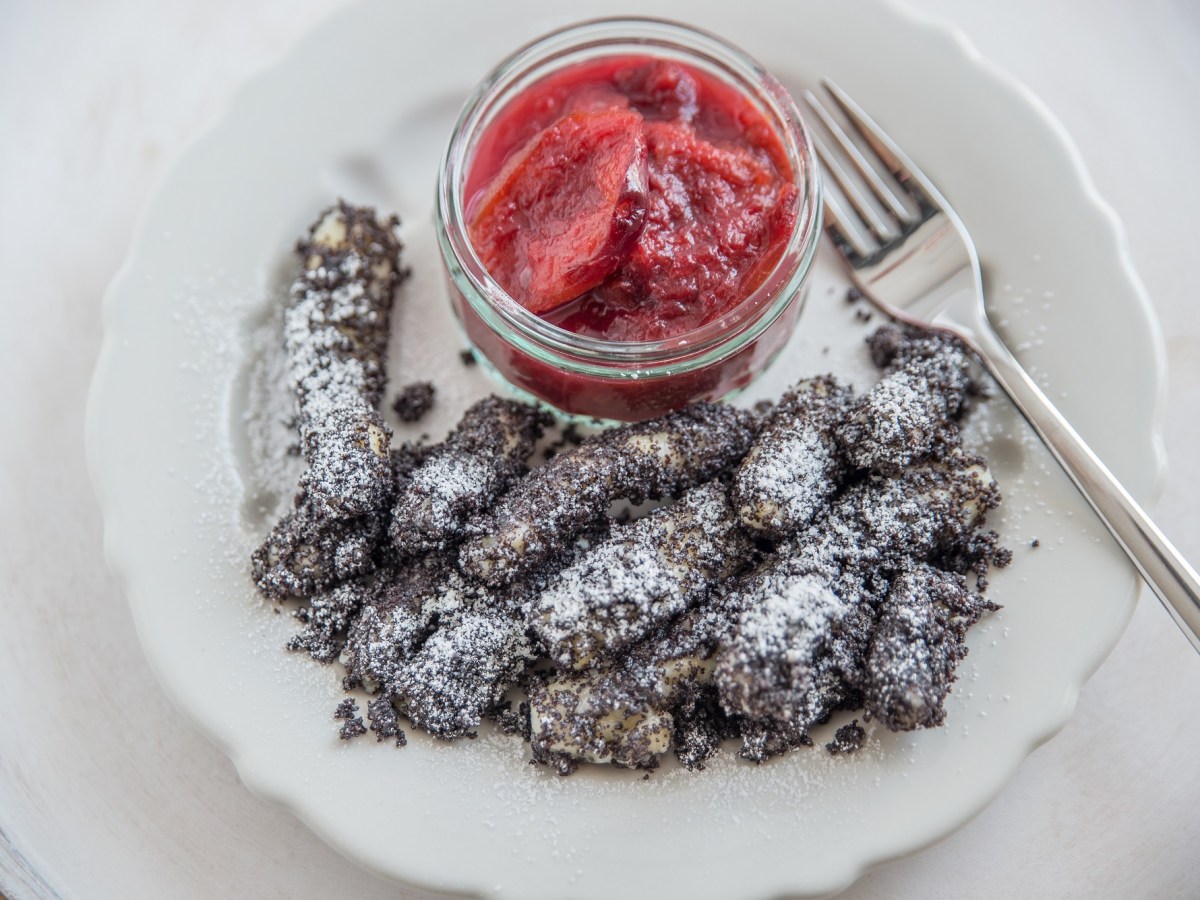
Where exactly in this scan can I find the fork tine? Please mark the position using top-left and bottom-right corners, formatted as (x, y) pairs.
(811, 132), (896, 243)
(820, 180), (875, 263)
(822, 79), (933, 211)
(803, 89), (916, 229)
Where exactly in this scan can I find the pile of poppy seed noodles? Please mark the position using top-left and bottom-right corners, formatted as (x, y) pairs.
(250, 202), (1010, 775)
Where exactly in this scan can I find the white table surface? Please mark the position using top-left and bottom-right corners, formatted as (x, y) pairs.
(2, 1), (1198, 897)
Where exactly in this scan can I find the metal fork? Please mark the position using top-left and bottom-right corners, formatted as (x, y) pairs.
(805, 80), (1200, 653)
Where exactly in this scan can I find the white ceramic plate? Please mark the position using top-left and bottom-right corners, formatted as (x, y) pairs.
(86, 1), (1165, 897)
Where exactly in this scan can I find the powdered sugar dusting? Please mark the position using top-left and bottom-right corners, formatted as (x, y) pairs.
(242, 302), (305, 519)
(458, 403), (757, 587)
(389, 397), (548, 557)
(251, 203), (406, 600)
(246, 204), (1011, 778)
(733, 375), (851, 537)
(837, 326), (972, 471)
(534, 481), (750, 669)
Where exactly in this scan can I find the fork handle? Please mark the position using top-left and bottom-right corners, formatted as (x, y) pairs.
(965, 315), (1200, 653)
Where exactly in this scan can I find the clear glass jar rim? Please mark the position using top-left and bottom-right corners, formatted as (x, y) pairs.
(437, 16), (823, 370)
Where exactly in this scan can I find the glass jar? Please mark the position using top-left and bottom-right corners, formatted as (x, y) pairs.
(436, 17), (822, 422)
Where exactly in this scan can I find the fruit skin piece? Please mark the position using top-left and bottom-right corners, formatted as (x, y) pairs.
(614, 59), (699, 123)
(467, 107), (648, 315)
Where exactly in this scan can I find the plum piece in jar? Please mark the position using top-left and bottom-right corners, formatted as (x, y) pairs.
(466, 107), (648, 314)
